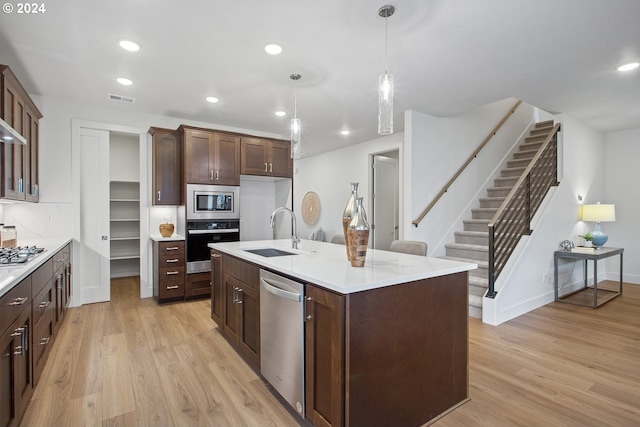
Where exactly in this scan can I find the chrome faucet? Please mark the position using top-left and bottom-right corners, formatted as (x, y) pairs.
(270, 207), (300, 249)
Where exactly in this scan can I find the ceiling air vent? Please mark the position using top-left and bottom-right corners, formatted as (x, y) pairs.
(108, 94), (136, 103)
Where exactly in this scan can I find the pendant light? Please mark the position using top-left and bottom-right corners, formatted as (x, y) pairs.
(290, 73), (302, 159)
(378, 4), (395, 135)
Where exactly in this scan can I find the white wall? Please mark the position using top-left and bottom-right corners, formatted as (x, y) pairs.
(293, 132), (403, 243)
(604, 128), (640, 283)
(405, 98), (537, 255)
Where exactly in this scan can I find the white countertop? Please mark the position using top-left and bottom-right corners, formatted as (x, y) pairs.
(0, 237), (73, 298)
(149, 234), (185, 242)
(210, 239), (477, 294)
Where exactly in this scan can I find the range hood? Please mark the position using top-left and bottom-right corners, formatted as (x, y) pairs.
(0, 117), (26, 145)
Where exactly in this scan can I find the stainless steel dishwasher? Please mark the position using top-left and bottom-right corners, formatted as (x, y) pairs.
(259, 269), (305, 417)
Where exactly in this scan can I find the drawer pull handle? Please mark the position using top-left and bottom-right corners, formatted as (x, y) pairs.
(39, 337), (51, 346)
(166, 271), (179, 275)
(165, 247), (179, 251)
(9, 297), (27, 306)
(212, 254), (221, 259)
(14, 345), (23, 355)
(38, 301), (51, 309)
(166, 259), (179, 263)
(11, 327), (25, 337)
(166, 285), (179, 290)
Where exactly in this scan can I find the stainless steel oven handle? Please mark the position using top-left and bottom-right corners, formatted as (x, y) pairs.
(260, 278), (302, 302)
(187, 229), (239, 234)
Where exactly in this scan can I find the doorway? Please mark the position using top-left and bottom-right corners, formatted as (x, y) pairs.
(371, 150), (399, 250)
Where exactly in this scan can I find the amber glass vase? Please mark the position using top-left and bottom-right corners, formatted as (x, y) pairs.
(347, 197), (370, 267)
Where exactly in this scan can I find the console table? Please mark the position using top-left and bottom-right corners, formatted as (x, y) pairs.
(554, 247), (623, 308)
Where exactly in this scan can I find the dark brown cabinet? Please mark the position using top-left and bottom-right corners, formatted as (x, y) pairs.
(0, 65), (42, 202)
(150, 127), (182, 205)
(221, 254), (260, 368)
(305, 284), (345, 427)
(241, 137), (292, 178)
(0, 276), (33, 427)
(185, 272), (210, 300)
(182, 127), (240, 186)
(153, 240), (186, 303)
(210, 250), (223, 325)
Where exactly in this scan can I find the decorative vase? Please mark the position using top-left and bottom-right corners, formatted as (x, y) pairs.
(342, 182), (359, 261)
(347, 197), (370, 267)
(159, 218), (174, 237)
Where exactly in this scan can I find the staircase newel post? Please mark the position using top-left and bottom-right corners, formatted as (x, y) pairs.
(487, 224), (497, 298)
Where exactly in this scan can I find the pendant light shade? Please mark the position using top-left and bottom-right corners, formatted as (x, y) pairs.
(290, 73), (302, 159)
(378, 4), (395, 135)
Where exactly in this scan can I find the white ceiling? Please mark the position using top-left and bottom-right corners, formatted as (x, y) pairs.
(1, 0), (639, 156)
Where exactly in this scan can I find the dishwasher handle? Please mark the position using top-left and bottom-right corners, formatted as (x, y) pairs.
(261, 277), (302, 302)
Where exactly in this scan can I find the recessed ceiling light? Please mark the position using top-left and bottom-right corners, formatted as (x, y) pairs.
(118, 39), (140, 52)
(265, 44), (282, 55)
(617, 62), (639, 72)
(274, 111), (286, 117)
(206, 96), (220, 103)
(340, 130), (351, 136)
(116, 77), (133, 86)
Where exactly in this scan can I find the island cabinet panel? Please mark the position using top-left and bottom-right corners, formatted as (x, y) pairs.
(182, 127), (240, 185)
(305, 284), (345, 427)
(185, 271), (210, 299)
(210, 250), (223, 325)
(221, 254), (260, 369)
(150, 127), (182, 205)
(344, 272), (469, 427)
(240, 137), (292, 178)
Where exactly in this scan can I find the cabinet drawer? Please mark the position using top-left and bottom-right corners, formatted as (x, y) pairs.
(0, 276), (31, 335)
(159, 266), (185, 283)
(32, 280), (54, 326)
(158, 278), (185, 299)
(31, 258), (53, 297)
(158, 242), (184, 256)
(159, 254), (185, 267)
(223, 254), (259, 289)
(32, 308), (54, 386)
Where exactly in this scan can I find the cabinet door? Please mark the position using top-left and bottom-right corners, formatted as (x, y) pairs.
(152, 129), (181, 205)
(240, 137), (268, 176)
(184, 129), (214, 184)
(213, 133), (240, 185)
(269, 140), (293, 178)
(53, 271), (65, 335)
(24, 105), (39, 202)
(223, 274), (241, 341)
(2, 78), (25, 200)
(305, 284), (345, 427)
(237, 283), (260, 368)
(210, 251), (223, 325)
(185, 271), (210, 299)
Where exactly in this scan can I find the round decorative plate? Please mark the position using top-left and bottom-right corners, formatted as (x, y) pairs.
(302, 191), (321, 225)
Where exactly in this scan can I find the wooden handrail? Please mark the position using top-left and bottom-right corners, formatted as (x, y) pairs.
(412, 99), (522, 227)
(488, 123), (561, 227)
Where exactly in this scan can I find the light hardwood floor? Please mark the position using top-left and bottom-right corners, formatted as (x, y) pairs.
(21, 279), (640, 426)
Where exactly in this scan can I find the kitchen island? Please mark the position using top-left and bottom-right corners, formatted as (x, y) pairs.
(209, 239), (476, 427)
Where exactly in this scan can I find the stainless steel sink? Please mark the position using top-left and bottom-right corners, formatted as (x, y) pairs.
(244, 248), (297, 257)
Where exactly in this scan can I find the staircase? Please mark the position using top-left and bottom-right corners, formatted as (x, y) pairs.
(442, 120), (556, 318)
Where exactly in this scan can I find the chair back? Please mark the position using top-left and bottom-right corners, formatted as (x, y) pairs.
(389, 240), (427, 256)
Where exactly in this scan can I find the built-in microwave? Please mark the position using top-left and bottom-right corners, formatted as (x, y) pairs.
(186, 184), (240, 220)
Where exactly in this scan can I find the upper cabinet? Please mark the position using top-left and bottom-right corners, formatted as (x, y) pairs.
(150, 127), (182, 205)
(241, 137), (292, 178)
(0, 65), (43, 202)
(181, 127), (240, 186)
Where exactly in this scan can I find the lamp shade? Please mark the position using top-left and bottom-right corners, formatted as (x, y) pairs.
(581, 204), (616, 222)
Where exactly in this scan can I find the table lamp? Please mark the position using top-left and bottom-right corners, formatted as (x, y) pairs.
(581, 203), (615, 248)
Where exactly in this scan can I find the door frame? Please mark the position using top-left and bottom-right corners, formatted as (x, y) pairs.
(71, 119), (149, 305)
(369, 149), (400, 250)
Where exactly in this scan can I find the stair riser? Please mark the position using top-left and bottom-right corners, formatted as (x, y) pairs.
(446, 247), (488, 261)
(501, 168), (525, 178)
(507, 159), (530, 168)
(472, 210), (497, 220)
(494, 177), (518, 187)
(469, 266), (488, 278)
(487, 187), (512, 198)
(524, 134), (548, 143)
(469, 305), (482, 319)
(530, 127), (553, 136)
(519, 142), (542, 152)
(513, 150), (536, 159)
(480, 198), (505, 208)
(456, 234), (488, 245)
(463, 221), (489, 232)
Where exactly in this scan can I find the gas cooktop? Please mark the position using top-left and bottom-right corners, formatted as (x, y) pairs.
(0, 246), (46, 267)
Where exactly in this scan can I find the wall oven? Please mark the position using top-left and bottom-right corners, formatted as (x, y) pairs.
(186, 184), (240, 220)
(186, 219), (239, 273)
